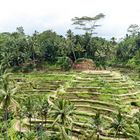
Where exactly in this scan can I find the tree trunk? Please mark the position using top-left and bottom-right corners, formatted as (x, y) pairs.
(44, 115), (47, 128)
(72, 45), (76, 61)
(4, 108), (8, 140)
(19, 112), (22, 133)
(96, 132), (100, 140)
(29, 117), (31, 131)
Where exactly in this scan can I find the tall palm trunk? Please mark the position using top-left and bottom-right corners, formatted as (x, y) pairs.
(44, 115), (47, 128)
(19, 111), (22, 133)
(96, 126), (100, 140)
(41, 114), (44, 128)
(72, 45), (76, 61)
(29, 117), (31, 131)
(28, 112), (32, 131)
(96, 132), (99, 140)
(4, 108), (8, 140)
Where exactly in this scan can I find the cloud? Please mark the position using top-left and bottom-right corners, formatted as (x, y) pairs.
(0, 0), (140, 39)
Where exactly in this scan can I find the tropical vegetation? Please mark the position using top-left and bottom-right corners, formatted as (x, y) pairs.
(0, 14), (140, 140)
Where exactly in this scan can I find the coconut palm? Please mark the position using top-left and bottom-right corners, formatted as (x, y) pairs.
(0, 72), (20, 138)
(66, 29), (77, 61)
(88, 112), (102, 140)
(40, 100), (49, 128)
(128, 123), (140, 140)
(17, 104), (25, 134)
(110, 109), (125, 138)
(80, 112), (102, 140)
(24, 97), (33, 131)
(34, 97), (49, 140)
(94, 112), (102, 140)
(24, 131), (36, 140)
(50, 98), (76, 140)
(126, 110), (140, 140)
(0, 73), (20, 113)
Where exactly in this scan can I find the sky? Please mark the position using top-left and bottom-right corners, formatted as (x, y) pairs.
(0, 0), (140, 40)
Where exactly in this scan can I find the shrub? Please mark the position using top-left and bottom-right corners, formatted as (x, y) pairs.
(22, 63), (35, 72)
(57, 56), (72, 71)
(131, 102), (137, 106)
(12, 66), (22, 72)
(131, 101), (140, 107)
(75, 58), (93, 63)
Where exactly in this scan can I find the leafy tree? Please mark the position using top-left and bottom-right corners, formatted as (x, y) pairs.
(66, 29), (77, 61)
(57, 56), (72, 71)
(72, 13), (105, 35)
(37, 30), (62, 63)
(16, 26), (25, 35)
(27, 35), (43, 66)
(127, 24), (140, 36)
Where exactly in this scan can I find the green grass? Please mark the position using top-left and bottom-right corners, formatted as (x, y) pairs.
(10, 70), (140, 140)
(76, 93), (92, 98)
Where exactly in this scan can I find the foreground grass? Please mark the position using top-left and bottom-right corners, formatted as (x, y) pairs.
(9, 70), (140, 139)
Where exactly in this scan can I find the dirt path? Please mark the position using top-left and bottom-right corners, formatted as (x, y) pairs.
(14, 119), (28, 132)
(82, 70), (111, 74)
(131, 107), (139, 115)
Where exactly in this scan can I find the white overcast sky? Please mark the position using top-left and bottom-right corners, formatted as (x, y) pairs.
(0, 0), (140, 39)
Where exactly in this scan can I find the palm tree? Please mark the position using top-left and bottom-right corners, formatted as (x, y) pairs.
(17, 103), (25, 134)
(128, 124), (140, 140)
(24, 97), (33, 131)
(0, 72), (20, 111)
(87, 112), (102, 140)
(110, 110), (124, 138)
(80, 112), (102, 140)
(24, 131), (36, 140)
(40, 100), (49, 128)
(66, 30), (77, 61)
(126, 110), (140, 139)
(50, 98), (76, 140)
(94, 112), (102, 140)
(0, 72), (20, 138)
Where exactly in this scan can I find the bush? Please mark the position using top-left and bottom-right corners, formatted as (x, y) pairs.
(75, 58), (93, 63)
(12, 66), (22, 72)
(22, 63), (35, 73)
(57, 56), (72, 71)
(131, 101), (140, 107)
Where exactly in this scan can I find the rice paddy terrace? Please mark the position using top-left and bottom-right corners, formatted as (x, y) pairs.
(12, 70), (140, 139)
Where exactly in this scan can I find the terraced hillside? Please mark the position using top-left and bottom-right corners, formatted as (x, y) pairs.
(12, 70), (140, 139)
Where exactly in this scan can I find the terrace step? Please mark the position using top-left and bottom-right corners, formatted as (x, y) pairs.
(66, 87), (101, 92)
(74, 111), (113, 122)
(75, 105), (117, 114)
(116, 91), (140, 97)
(22, 89), (55, 92)
(70, 99), (118, 108)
